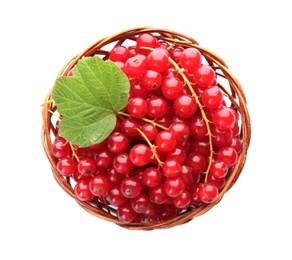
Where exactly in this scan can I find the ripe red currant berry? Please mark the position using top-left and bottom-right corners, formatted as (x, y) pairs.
(124, 55), (147, 78)
(105, 167), (124, 185)
(77, 157), (97, 177)
(178, 165), (195, 190)
(57, 157), (77, 177)
(120, 176), (143, 198)
(51, 140), (71, 159)
(147, 48), (170, 73)
(129, 144), (152, 167)
(185, 152), (207, 175)
(89, 174), (110, 197)
(94, 148), (114, 169)
(211, 125), (233, 147)
(112, 153), (134, 175)
(117, 202), (137, 223)
(161, 76), (184, 100)
(107, 132), (129, 154)
(230, 136), (242, 154)
(172, 190), (192, 209)
(189, 115), (208, 140)
(163, 177), (185, 198)
(109, 45), (130, 62)
(201, 86), (224, 109)
(217, 146), (238, 167)
(142, 70), (163, 90)
(179, 47), (202, 71)
(74, 178), (94, 202)
(131, 193), (151, 214)
(120, 118), (138, 137)
(165, 146), (187, 165)
(213, 106), (236, 130)
(137, 123), (158, 141)
(127, 97), (148, 118)
(193, 64), (216, 88)
(158, 204), (178, 222)
(170, 46), (184, 63)
(162, 158), (182, 177)
(129, 79), (149, 99)
(142, 167), (163, 188)
(149, 184), (168, 204)
(210, 160), (229, 179)
(143, 202), (159, 219)
(155, 130), (177, 152)
(107, 185), (128, 206)
(198, 182), (219, 203)
(146, 96), (168, 118)
(136, 33), (158, 55)
(128, 45), (138, 57)
(207, 175), (227, 190)
(169, 122), (190, 145)
(173, 94), (197, 118)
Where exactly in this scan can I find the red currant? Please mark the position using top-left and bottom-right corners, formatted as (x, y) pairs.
(142, 167), (163, 188)
(74, 178), (94, 202)
(173, 94), (197, 118)
(142, 70), (162, 90)
(161, 76), (184, 100)
(155, 131), (177, 152)
(147, 48), (170, 73)
(162, 158), (181, 177)
(136, 33), (158, 55)
(117, 202), (137, 223)
(112, 153), (134, 175)
(217, 146), (238, 167)
(129, 144), (152, 167)
(201, 86), (224, 109)
(89, 174), (110, 197)
(193, 64), (216, 88)
(56, 157), (77, 177)
(147, 96), (168, 118)
(107, 132), (129, 154)
(131, 193), (151, 213)
(51, 140), (71, 159)
(210, 160), (229, 179)
(109, 45), (130, 62)
(77, 157), (97, 177)
(127, 97), (148, 118)
(213, 106), (236, 130)
(120, 176), (143, 198)
(198, 182), (219, 203)
(163, 177), (185, 198)
(179, 47), (202, 71)
(124, 55), (147, 78)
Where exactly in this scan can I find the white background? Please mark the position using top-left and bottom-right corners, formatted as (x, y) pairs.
(1, 0), (291, 259)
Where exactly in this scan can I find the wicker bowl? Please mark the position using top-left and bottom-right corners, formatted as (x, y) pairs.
(41, 27), (251, 230)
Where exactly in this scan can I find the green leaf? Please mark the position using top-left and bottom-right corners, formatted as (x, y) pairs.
(52, 56), (130, 147)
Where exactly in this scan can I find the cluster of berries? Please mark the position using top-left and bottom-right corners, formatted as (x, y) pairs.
(51, 32), (241, 224)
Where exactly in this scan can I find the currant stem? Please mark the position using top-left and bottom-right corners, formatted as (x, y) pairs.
(135, 127), (164, 168)
(118, 111), (168, 131)
(68, 143), (80, 162)
(168, 57), (214, 182)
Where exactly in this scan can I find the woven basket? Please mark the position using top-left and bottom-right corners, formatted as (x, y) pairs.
(41, 26), (251, 230)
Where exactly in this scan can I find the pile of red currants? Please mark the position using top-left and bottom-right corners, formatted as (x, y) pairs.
(51, 32), (243, 224)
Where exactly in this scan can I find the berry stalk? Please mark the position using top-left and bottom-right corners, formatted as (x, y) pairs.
(168, 57), (214, 182)
(135, 127), (164, 167)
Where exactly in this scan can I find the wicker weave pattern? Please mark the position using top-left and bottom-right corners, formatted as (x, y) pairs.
(41, 27), (251, 230)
